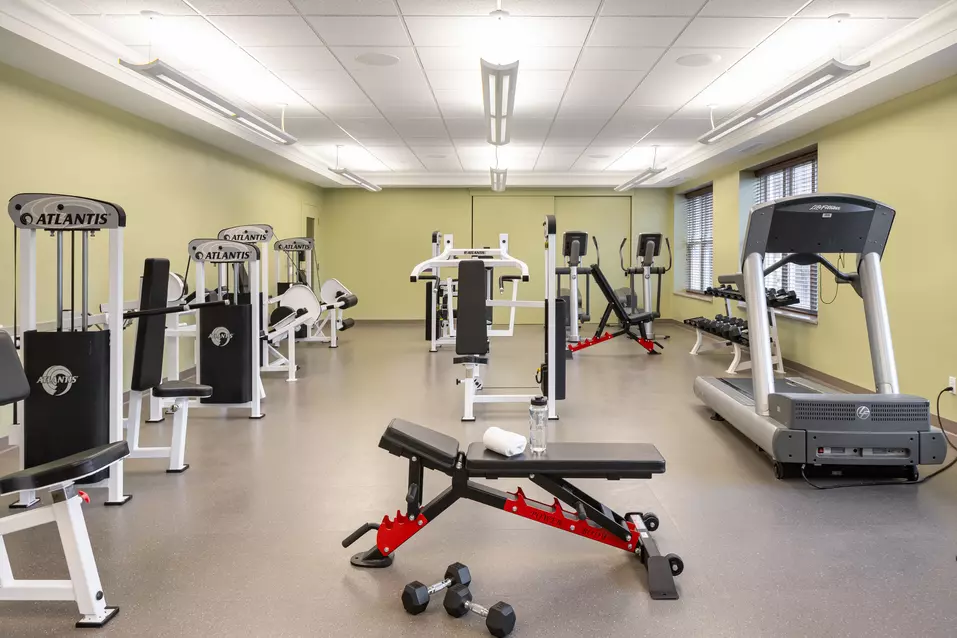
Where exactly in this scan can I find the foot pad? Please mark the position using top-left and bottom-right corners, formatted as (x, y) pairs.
(166, 464), (190, 474)
(76, 607), (119, 628)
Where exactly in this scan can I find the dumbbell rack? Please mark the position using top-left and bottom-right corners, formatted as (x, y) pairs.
(686, 286), (793, 375)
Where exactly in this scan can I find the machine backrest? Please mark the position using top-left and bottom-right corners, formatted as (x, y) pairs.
(0, 332), (29, 407)
(455, 260), (489, 355)
(131, 258), (171, 392)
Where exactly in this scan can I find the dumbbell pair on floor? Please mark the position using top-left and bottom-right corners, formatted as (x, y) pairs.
(402, 562), (517, 637)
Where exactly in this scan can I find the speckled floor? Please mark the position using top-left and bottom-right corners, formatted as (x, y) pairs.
(2, 323), (957, 637)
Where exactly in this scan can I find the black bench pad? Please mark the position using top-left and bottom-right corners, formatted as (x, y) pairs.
(0, 442), (130, 495)
(465, 442), (665, 479)
(379, 419), (460, 473)
(628, 311), (654, 324)
(153, 380), (213, 398)
(453, 355), (489, 365)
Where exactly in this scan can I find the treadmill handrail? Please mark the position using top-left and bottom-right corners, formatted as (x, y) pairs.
(764, 253), (856, 283)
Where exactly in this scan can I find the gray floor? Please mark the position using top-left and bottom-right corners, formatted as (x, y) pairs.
(2, 323), (957, 637)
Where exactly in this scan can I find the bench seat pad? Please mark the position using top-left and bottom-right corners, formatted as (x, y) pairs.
(465, 442), (665, 479)
(0, 442), (130, 495)
(379, 419), (460, 473)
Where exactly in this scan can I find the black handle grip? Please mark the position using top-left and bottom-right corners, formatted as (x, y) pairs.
(341, 522), (380, 548)
(575, 502), (587, 521)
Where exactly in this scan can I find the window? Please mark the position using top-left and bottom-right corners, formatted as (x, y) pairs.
(684, 186), (713, 294)
(754, 153), (819, 315)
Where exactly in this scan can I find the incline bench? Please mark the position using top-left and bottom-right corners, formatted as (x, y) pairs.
(342, 419), (684, 600)
(569, 263), (662, 355)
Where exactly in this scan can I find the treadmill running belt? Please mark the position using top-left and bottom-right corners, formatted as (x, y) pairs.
(720, 377), (819, 399)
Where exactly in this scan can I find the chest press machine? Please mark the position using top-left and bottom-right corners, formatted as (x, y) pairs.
(411, 217), (563, 422)
(342, 419), (684, 600)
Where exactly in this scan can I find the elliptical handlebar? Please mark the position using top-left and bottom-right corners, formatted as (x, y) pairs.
(618, 238), (627, 273)
(592, 236), (600, 267)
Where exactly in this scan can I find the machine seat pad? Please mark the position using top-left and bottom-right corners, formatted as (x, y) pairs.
(0, 442), (130, 495)
(154, 380), (213, 398)
(627, 311), (654, 324)
(453, 355), (489, 365)
(465, 442), (665, 479)
(379, 419), (460, 473)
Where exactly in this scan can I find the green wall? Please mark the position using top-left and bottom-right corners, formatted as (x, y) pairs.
(318, 188), (671, 322)
(0, 62), (323, 436)
(666, 74), (957, 414)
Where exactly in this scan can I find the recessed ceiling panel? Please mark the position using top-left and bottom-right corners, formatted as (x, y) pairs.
(589, 17), (691, 47)
(306, 16), (410, 46)
(63, 0), (197, 14)
(416, 46), (581, 70)
(577, 47), (665, 71)
(244, 46), (340, 70)
(699, 0), (807, 17)
(209, 16), (322, 46)
(292, 0), (398, 14)
(405, 16), (592, 47)
(399, 0), (601, 16)
(798, 0), (948, 18)
(673, 17), (783, 48)
(623, 47), (748, 109)
(600, 0), (707, 16)
(391, 118), (449, 138)
(188, 1), (298, 15)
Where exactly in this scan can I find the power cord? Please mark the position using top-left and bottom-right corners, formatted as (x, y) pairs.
(801, 387), (957, 489)
(819, 252), (845, 305)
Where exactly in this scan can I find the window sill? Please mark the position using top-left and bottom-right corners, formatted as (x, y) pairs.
(674, 290), (714, 303)
(737, 301), (818, 325)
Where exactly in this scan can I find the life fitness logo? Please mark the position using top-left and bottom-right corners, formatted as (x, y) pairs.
(209, 327), (234, 347)
(856, 405), (871, 420)
(37, 365), (78, 396)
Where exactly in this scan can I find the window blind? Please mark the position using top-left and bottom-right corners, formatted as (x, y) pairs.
(754, 154), (819, 314)
(684, 186), (713, 294)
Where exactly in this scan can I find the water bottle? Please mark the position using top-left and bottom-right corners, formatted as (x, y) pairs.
(528, 396), (548, 454)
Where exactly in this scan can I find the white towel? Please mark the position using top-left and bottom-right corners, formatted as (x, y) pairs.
(483, 427), (527, 457)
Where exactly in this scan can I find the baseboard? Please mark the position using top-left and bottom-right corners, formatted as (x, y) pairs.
(669, 320), (957, 434)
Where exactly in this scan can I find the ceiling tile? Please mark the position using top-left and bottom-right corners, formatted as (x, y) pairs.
(589, 17), (691, 47)
(210, 16), (322, 46)
(546, 119), (608, 145)
(416, 46), (581, 70)
(445, 118), (487, 140)
(534, 148), (582, 172)
(69, 0), (196, 14)
(246, 46), (340, 70)
(623, 47), (748, 109)
(510, 118), (554, 144)
(298, 88), (380, 117)
(188, 1), (297, 15)
(292, 0), (398, 14)
(365, 146), (425, 170)
(274, 68), (358, 90)
(562, 70), (645, 105)
(673, 17), (782, 48)
(405, 16), (592, 47)
(594, 114), (662, 141)
(398, 0), (601, 16)
(44, 0), (101, 13)
(433, 90), (484, 117)
(249, 97), (319, 117)
(601, 0), (707, 16)
(391, 118), (449, 138)
(641, 118), (712, 143)
(335, 117), (398, 139)
(514, 89), (564, 119)
(798, 0), (948, 18)
(414, 148), (463, 172)
(306, 16), (410, 46)
(577, 47), (665, 71)
(607, 144), (687, 172)
(700, 0), (807, 17)
(280, 116), (346, 143)
(333, 46), (420, 74)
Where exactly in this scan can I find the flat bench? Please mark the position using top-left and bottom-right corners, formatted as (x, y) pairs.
(344, 419), (683, 600)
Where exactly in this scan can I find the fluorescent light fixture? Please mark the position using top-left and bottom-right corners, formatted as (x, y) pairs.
(698, 58), (869, 145)
(490, 167), (508, 192)
(332, 168), (382, 192)
(614, 167), (665, 192)
(120, 59), (297, 145)
(481, 58), (519, 145)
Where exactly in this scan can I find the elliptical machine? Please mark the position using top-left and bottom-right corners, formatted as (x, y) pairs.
(619, 233), (672, 342)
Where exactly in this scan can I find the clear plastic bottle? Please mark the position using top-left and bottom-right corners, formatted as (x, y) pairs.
(529, 396), (548, 454)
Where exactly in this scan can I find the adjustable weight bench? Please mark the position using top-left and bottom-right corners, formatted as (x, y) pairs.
(569, 263), (662, 355)
(342, 419), (684, 600)
(0, 331), (128, 628)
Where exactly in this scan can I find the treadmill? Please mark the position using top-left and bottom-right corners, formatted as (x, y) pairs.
(694, 193), (946, 479)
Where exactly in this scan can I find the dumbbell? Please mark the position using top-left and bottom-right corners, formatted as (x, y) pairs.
(443, 584), (516, 638)
(401, 562), (472, 615)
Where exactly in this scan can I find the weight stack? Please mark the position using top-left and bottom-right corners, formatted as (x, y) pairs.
(23, 330), (111, 483)
(199, 303), (252, 404)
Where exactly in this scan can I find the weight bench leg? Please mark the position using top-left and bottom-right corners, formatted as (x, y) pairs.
(52, 489), (119, 628)
(461, 365), (477, 422)
(167, 398), (190, 473)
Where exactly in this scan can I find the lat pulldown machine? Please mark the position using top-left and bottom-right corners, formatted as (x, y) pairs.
(342, 419), (684, 600)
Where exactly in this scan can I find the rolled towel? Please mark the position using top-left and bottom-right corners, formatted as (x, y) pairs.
(483, 427), (527, 458)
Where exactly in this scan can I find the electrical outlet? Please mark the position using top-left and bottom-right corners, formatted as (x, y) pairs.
(949, 377), (956, 394)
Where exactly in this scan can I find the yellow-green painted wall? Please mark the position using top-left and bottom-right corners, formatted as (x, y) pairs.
(0, 62), (322, 435)
(667, 74), (957, 411)
(318, 188), (672, 322)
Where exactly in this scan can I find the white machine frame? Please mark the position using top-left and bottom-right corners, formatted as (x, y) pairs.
(411, 217), (558, 421)
(0, 470), (122, 628)
(218, 224), (273, 374)
(10, 194), (130, 507)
